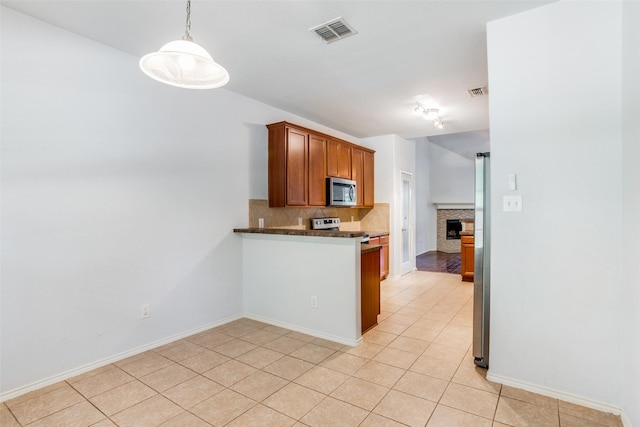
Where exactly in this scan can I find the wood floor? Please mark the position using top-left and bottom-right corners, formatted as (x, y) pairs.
(416, 251), (461, 274)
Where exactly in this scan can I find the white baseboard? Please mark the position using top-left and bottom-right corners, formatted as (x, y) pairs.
(0, 314), (243, 403)
(243, 313), (362, 347)
(1, 313), (361, 404)
(487, 371), (624, 418)
(620, 409), (633, 427)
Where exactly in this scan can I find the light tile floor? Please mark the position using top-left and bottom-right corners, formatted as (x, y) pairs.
(1, 271), (623, 426)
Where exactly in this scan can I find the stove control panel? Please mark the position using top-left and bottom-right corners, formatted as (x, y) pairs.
(311, 218), (341, 230)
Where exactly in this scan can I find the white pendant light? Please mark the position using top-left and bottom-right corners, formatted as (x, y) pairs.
(139, 0), (229, 89)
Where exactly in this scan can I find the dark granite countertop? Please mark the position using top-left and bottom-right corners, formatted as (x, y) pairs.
(367, 231), (390, 238)
(234, 228), (366, 238)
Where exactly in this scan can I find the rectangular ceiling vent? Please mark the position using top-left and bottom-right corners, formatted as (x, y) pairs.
(310, 18), (357, 44)
(468, 86), (489, 97)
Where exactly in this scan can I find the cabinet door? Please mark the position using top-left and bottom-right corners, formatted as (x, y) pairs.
(268, 124), (287, 207)
(351, 147), (364, 206)
(326, 139), (339, 177)
(461, 235), (475, 282)
(308, 134), (327, 206)
(363, 151), (375, 207)
(337, 142), (351, 178)
(286, 128), (308, 206)
(361, 248), (381, 333)
(327, 139), (352, 178)
(380, 235), (389, 280)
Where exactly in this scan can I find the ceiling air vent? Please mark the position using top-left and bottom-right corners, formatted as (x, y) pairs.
(310, 18), (357, 44)
(468, 86), (489, 97)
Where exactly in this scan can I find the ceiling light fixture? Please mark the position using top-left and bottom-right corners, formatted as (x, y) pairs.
(139, 0), (229, 89)
(415, 102), (444, 129)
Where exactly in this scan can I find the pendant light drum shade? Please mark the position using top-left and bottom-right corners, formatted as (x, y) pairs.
(139, 39), (229, 89)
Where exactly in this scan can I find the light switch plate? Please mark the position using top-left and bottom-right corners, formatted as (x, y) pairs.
(503, 195), (523, 212)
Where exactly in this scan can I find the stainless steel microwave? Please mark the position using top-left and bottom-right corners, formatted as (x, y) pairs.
(327, 177), (357, 207)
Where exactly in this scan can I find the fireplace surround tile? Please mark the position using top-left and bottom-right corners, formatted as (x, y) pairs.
(437, 209), (474, 253)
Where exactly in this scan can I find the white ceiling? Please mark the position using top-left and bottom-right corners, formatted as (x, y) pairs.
(1, 0), (553, 153)
(426, 129), (491, 160)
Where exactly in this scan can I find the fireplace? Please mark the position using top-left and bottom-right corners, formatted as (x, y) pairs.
(446, 219), (462, 240)
(437, 209), (474, 253)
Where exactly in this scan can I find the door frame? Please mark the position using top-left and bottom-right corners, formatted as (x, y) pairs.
(400, 171), (416, 276)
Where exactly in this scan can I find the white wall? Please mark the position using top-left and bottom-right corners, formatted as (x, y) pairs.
(241, 234), (361, 346)
(360, 135), (395, 276)
(394, 136), (417, 275)
(359, 135), (394, 205)
(621, 2), (640, 425)
(414, 141), (475, 253)
(414, 139), (431, 254)
(428, 143), (475, 205)
(0, 7), (362, 397)
(486, 1), (623, 411)
(360, 135), (416, 277)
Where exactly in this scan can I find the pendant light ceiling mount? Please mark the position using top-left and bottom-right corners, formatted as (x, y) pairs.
(139, 0), (229, 90)
(414, 102), (444, 129)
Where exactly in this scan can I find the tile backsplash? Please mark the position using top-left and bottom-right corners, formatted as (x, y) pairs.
(248, 199), (389, 233)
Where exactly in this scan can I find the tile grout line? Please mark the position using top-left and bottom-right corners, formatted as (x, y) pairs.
(6, 272), (622, 427)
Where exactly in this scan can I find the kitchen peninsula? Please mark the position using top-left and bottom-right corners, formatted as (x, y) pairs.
(234, 227), (374, 346)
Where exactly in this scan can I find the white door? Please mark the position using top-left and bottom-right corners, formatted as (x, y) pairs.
(401, 172), (414, 275)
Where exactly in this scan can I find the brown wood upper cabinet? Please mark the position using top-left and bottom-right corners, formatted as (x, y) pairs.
(267, 121), (373, 208)
(268, 122), (326, 208)
(351, 147), (364, 206)
(363, 150), (374, 207)
(351, 147), (375, 208)
(308, 134), (327, 207)
(327, 139), (351, 179)
(285, 127), (308, 206)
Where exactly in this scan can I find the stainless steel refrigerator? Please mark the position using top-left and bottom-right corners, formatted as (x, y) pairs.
(473, 152), (491, 368)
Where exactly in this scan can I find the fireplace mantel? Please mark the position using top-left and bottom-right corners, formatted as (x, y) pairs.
(433, 202), (474, 210)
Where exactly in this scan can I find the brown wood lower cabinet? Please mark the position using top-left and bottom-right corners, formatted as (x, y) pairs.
(369, 234), (389, 280)
(361, 246), (381, 333)
(461, 234), (475, 282)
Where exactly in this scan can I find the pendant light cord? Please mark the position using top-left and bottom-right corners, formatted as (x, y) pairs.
(183, 0), (192, 41)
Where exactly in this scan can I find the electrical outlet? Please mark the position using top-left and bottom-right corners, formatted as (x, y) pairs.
(298, 217), (303, 226)
(140, 304), (150, 319)
(311, 296), (318, 309)
(258, 218), (264, 228)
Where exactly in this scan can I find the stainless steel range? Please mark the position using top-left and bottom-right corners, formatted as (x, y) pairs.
(311, 217), (369, 242)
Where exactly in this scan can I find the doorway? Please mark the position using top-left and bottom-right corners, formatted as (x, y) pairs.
(400, 172), (415, 275)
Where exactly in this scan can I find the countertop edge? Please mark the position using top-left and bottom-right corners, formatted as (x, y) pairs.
(360, 243), (382, 254)
(367, 231), (390, 238)
(234, 228), (367, 238)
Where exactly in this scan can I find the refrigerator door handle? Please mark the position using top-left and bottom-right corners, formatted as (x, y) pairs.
(473, 152), (490, 369)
